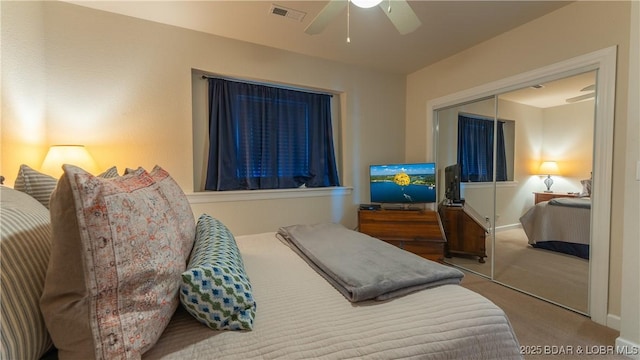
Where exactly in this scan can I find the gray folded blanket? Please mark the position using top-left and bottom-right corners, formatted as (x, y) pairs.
(277, 223), (464, 302)
(548, 197), (591, 209)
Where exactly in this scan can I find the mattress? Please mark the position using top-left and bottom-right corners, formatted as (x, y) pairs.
(144, 232), (522, 359)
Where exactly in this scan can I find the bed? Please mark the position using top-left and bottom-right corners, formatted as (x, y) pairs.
(519, 197), (591, 259)
(144, 229), (521, 359)
(1, 165), (523, 360)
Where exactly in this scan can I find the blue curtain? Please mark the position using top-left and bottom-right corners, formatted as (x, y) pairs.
(205, 78), (340, 190)
(457, 115), (507, 182)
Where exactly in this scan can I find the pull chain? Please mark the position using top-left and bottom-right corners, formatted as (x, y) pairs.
(347, 0), (351, 43)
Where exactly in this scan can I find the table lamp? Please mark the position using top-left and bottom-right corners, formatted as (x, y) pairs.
(41, 145), (98, 178)
(539, 161), (560, 192)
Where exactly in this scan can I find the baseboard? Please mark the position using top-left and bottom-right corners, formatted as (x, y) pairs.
(495, 223), (521, 232)
(608, 313), (621, 331)
(615, 337), (640, 359)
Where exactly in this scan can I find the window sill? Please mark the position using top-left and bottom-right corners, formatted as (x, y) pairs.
(186, 186), (353, 204)
(461, 181), (518, 189)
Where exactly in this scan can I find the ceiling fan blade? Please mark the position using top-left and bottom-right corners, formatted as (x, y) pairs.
(379, 0), (421, 35)
(566, 93), (595, 103)
(305, 0), (348, 35)
(581, 84), (596, 92)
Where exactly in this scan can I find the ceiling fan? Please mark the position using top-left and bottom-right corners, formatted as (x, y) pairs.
(305, 0), (422, 36)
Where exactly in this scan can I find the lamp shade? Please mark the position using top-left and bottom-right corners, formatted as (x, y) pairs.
(41, 145), (98, 178)
(351, 0), (382, 8)
(538, 161), (560, 175)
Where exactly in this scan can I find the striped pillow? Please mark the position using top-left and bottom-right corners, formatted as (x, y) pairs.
(98, 166), (119, 178)
(0, 186), (53, 360)
(14, 164), (120, 209)
(14, 164), (57, 209)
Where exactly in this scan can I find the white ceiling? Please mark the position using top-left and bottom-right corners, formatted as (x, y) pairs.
(500, 70), (597, 108)
(67, 0), (591, 108)
(67, 0), (571, 75)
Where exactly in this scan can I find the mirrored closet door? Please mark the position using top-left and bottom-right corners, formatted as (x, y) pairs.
(436, 96), (496, 279)
(436, 71), (596, 315)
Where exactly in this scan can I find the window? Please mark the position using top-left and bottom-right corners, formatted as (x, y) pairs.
(204, 77), (340, 191)
(457, 114), (508, 182)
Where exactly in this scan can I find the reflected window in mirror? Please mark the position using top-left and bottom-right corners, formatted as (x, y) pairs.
(457, 113), (515, 182)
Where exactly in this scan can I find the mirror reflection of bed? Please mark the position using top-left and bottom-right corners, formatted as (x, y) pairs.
(520, 197), (591, 260)
(436, 70), (595, 316)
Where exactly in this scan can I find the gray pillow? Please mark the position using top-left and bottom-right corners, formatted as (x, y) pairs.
(14, 165), (58, 209)
(580, 179), (592, 197)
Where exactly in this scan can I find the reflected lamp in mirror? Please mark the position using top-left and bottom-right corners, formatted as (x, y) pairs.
(41, 145), (98, 179)
(538, 161), (560, 193)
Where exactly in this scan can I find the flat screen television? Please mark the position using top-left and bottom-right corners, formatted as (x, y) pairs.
(369, 163), (436, 204)
(444, 163), (463, 204)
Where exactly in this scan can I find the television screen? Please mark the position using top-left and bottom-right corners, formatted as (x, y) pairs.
(445, 163), (462, 203)
(369, 163), (436, 204)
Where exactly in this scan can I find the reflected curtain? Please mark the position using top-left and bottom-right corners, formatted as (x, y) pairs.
(458, 115), (507, 182)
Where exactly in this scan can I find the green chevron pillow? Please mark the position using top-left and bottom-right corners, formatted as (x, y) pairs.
(180, 214), (256, 331)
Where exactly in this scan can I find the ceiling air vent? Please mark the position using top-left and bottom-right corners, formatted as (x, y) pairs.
(270, 4), (306, 22)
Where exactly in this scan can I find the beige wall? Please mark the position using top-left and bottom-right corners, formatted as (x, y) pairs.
(619, 0), (640, 352)
(407, 0), (630, 325)
(541, 100), (595, 181)
(0, 1), (48, 169)
(1, 1), (407, 234)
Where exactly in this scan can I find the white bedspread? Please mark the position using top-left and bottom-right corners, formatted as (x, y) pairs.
(144, 232), (522, 359)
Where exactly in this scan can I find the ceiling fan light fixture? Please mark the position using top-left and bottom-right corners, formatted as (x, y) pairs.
(305, 0), (420, 36)
(351, 0), (383, 9)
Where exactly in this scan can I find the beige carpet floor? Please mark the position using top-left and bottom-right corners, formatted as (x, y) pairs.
(461, 272), (623, 360)
(445, 227), (589, 314)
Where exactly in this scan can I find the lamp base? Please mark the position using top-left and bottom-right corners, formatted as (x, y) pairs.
(543, 175), (554, 193)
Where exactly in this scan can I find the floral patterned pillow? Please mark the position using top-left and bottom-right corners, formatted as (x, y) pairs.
(40, 165), (195, 359)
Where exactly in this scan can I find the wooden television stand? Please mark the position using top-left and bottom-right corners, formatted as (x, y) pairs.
(438, 202), (488, 263)
(357, 208), (446, 262)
